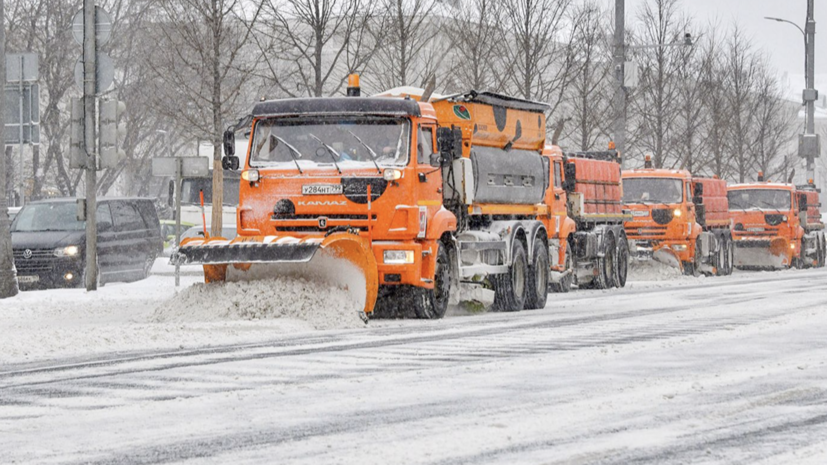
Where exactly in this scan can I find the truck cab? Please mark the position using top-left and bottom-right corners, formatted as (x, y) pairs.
(622, 168), (700, 271)
(728, 178), (825, 269)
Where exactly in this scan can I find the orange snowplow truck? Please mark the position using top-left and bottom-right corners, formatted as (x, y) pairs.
(541, 146), (630, 291)
(622, 160), (735, 276)
(728, 174), (826, 269)
(177, 78), (557, 318)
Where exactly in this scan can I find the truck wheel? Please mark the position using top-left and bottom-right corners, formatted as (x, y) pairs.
(525, 237), (549, 310)
(550, 240), (574, 293)
(715, 236), (727, 276)
(613, 236), (629, 288)
(592, 234), (614, 290)
(414, 244), (451, 319)
(724, 235), (735, 275)
(492, 240), (527, 312)
(683, 240), (701, 277)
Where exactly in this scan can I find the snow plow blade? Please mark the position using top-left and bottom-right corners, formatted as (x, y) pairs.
(176, 233), (379, 315)
(733, 239), (789, 269)
(652, 247), (682, 270)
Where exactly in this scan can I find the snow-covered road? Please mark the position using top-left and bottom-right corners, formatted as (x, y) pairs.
(2, 268), (827, 464)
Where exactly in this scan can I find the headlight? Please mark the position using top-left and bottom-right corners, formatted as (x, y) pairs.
(384, 250), (415, 264)
(790, 243), (796, 250)
(671, 244), (687, 251)
(383, 169), (402, 181)
(241, 169), (260, 182)
(54, 245), (80, 257)
(673, 208), (682, 217)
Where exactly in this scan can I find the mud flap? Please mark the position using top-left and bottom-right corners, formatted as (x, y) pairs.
(177, 233), (379, 315)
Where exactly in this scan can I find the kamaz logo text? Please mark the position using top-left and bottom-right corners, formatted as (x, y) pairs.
(298, 200), (347, 206)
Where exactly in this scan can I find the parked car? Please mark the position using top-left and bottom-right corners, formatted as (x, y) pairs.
(180, 223), (238, 241)
(10, 198), (163, 289)
(160, 219), (196, 250)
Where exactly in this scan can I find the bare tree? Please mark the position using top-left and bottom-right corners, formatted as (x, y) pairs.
(370, 0), (445, 91)
(696, 27), (730, 179)
(724, 26), (761, 183)
(442, 0), (506, 92)
(151, 0), (263, 235)
(671, 27), (704, 173)
(628, 0), (688, 168)
(256, 0), (379, 98)
(750, 66), (796, 181)
(564, 1), (612, 151)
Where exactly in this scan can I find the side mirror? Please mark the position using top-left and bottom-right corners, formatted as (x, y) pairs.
(563, 162), (576, 192)
(167, 180), (174, 207)
(692, 182), (703, 205)
(799, 193), (808, 212)
(429, 152), (442, 168)
(436, 126), (463, 161)
(222, 156), (240, 171)
(223, 129), (235, 157)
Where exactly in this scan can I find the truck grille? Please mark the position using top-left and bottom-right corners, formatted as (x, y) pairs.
(630, 226), (668, 238)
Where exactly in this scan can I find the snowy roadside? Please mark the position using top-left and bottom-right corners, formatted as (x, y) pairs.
(0, 259), (364, 366)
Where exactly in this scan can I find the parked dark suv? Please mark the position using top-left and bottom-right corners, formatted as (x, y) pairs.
(11, 198), (163, 289)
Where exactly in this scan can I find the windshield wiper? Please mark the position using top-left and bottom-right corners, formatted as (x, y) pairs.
(308, 133), (342, 175)
(345, 129), (382, 174)
(271, 135), (304, 174)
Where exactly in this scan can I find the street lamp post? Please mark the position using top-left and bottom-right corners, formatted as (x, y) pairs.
(766, 0), (818, 185)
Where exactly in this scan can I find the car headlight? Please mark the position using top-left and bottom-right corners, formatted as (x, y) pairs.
(671, 244), (687, 251)
(673, 208), (682, 217)
(384, 250), (415, 264)
(54, 245), (80, 257)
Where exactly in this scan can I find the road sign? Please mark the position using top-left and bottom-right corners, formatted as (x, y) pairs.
(5, 53), (38, 82)
(4, 83), (40, 145)
(74, 53), (114, 93)
(72, 7), (112, 46)
(152, 157), (210, 178)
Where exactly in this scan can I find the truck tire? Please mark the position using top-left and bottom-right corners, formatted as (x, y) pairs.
(525, 237), (549, 310)
(715, 235), (727, 276)
(683, 239), (701, 277)
(601, 234), (617, 289)
(413, 244), (451, 319)
(492, 240), (527, 312)
(613, 235), (629, 288)
(723, 234), (735, 275)
(550, 240), (574, 293)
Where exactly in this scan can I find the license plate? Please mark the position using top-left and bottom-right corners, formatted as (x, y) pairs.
(747, 227), (764, 232)
(17, 275), (39, 284)
(302, 184), (343, 195)
(631, 210), (649, 217)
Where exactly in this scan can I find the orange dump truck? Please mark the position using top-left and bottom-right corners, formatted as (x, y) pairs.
(622, 163), (734, 275)
(177, 80), (556, 318)
(728, 176), (826, 269)
(541, 147), (629, 291)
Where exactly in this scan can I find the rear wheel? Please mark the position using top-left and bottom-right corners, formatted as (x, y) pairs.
(715, 235), (727, 276)
(550, 240), (574, 293)
(613, 235), (629, 288)
(492, 240), (527, 312)
(525, 237), (549, 310)
(595, 234), (615, 289)
(724, 234), (735, 275)
(414, 243), (451, 320)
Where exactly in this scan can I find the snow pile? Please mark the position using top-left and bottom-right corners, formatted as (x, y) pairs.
(628, 259), (684, 282)
(154, 277), (364, 330)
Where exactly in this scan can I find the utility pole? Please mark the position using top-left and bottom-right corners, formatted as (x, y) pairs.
(0, 0), (19, 299)
(612, 0), (626, 167)
(805, 0), (816, 183)
(83, 0), (98, 291)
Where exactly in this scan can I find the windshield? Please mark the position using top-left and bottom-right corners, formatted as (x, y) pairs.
(623, 178), (684, 204)
(181, 175), (239, 206)
(250, 116), (410, 169)
(728, 189), (791, 211)
(12, 203), (83, 232)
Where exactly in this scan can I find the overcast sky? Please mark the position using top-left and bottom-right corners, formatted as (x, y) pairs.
(614, 0), (826, 85)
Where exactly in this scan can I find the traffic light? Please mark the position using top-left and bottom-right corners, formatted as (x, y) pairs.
(69, 98), (87, 169)
(99, 99), (126, 169)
